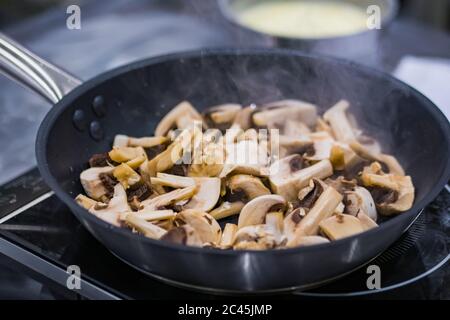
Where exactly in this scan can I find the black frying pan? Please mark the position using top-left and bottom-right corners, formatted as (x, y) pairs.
(1, 34), (449, 293)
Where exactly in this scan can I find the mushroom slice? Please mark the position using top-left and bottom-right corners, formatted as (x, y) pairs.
(220, 223), (238, 249)
(75, 194), (97, 210)
(253, 100), (318, 128)
(89, 184), (131, 226)
(278, 135), (314, 158)
(108, 146), (147, 169)
(209, 201), (245, 220)
(155, 101), (203, 136)
(357, 211), (378, 231)
(113, 163), (142, 189)
(283, 208), (306, 242)
(227, 174), (271, 201)
(344, 186), (377, 221)
(304, 131), (335, 161)
(361, 167), (415, 216)
(238, 194), (286, 229)
(176, 210), (222, 244)
(125, 214), (167, 239)
(323, 100), (356, 143)
(80, 166), (114, 201)
(233, 105), (256, 130)
(147, 138), (185, 176)
(113, 135), (168, 148)
(151, 173), (221, 212)
(287, 235), (330, 248)
(319, 213), (365, 240)
(349, 141), (405, 176)
(140, 185), (197, 211)
(269, 155), (333, 201)
(120, 209), (176, 222)
(160, 224), (203, 247)
(297, 178), (328, 210)
(291, 186), (343, 238)
(220, 139), (269, 177)
(233, 225), (279, 250)
(265, 211), (286, 245)
(204, 104), (242, 129)
(284, 120), (311, 137)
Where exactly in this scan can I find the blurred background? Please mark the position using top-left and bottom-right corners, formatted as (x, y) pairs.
(0, 0), (448, 299)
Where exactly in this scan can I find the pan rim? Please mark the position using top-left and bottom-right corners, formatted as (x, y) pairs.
(35, 47), (450, 257)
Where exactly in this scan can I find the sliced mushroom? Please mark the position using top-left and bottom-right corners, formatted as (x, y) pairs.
(323, 100), (356, 143)
(140, 185), (197, 211)
(228, 174), (271, 201)
(233, 105), (256, 130)
(150, 173), (221, 212)
(290, 186), (343, 238)
(265, 211), (286, 245)
(75, 194), (98, 210)
(287, 235), (330, 248)
(204, 104), (242, 130)
(209, 201), (245, 220)
(284, 119), (311, 137)
(90, 184), (131, 226)
(160, 224), (203, 246)
(80, 166), (114, 201)
(233, 225), (279, 250)
(356, 211), (378, 231)
(125, 214), (167, 239)
(349, 141), (405, 175)
(304, 131), (335, 161)
(319, 213), (365, 240)
(176, 209), (222, 244)
(108, 146), (147, 169)
(361, 166), (414, 216)
(147, 138), (184, 176)
(253, 100), (318, 128)
(113, 135), (168, 148)
(297, 178), (328, 209)
(344, 186), (377, 221)
(120, 209), (176, 222)
(269, 155), (333, 201)
(113, 163), (142, 189)
(283, 207), (306, 242)
(278, 135), (314, 158)
(155, 101), (203, 136)
(237, 194), (286, 229)
(220, 223), (238, 249)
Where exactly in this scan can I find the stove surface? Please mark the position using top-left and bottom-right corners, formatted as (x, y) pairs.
(0, 168), (448, 299)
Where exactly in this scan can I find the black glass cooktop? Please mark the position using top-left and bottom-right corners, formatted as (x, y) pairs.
(0, 168), (448, 299)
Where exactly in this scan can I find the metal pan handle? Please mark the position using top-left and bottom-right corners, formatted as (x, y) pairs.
(0, 33), (81, 104)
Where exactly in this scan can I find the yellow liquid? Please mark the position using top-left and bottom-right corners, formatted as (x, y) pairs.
(237, 1), (368, 39)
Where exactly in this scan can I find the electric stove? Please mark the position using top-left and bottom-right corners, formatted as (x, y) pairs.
(0, 168), (448, 300)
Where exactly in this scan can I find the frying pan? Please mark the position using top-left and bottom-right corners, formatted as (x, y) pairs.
(1, 33), (449, 293)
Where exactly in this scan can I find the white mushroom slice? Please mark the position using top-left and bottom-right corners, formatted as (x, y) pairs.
(287, 235), (330, 248)
(361, 168), (415, 216)
(176, 210), (222, 244)
(283, 208), (306, 242)
(207, 104), (242, 124)
(319, 214), (365, 240)
(155, 101), (202, 136)
(323, 100), (356, 143)
(160, 224), (203, 246)
(304, 131), (335, 161)
(228, 174), (271, 201)
(151, 173), (221, 212)
(278, 135), (313, 157)
(265, 211), (286, 245)
(147, 139), (184, 176)
(344, 186), (377, 221)
(209, 201), (245, 220)
(350, 141), (405, 176)
(233, 105), (256, 130)
(357, 211), (378, 231)
(113, 163), (142, 189)
(238, 195), (286, 229)
(125, 214), (167, 239)
(120, 209), (176, 222)
(80, 166), (114, 201)
(220, 223), (238, 248)
(140, 185), (197, 211)
(233, 224), (280, 250)
(269, 156), (333, 201)
(291, 186), (343, 238)
(284, 120), (311, 136)
(90, 184), (130, 226)
(75, 194), (98, 210)
(253, 100), (318, 128)
(113, 135), (168, 148)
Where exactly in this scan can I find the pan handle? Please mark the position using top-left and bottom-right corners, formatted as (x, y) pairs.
(0, 33), (81, 104)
